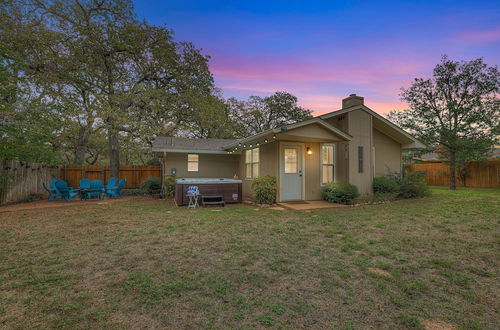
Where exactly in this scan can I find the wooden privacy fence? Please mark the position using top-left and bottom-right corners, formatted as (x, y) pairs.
(61, 164), (162, 189)
(409, 160), (500, 188)
(0, 160), (60, 204)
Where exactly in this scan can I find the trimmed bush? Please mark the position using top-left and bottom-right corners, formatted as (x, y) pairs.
(323, 182), (360, 204)
(399, 171), (430, 198)
(163, 176), (176, 198)
(373, 177), (400, 194)
(251, 176), (277, 204)
(140, 177), (161, 194)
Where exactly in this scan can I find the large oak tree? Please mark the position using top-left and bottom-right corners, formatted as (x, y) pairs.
(388, 56), (500, 189)
(1, 0), (217, 176)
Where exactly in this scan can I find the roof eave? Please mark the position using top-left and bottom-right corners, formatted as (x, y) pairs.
(152, 148), (229, 154)
(223, 118), (352, 150)
(320, 105), (425, 148)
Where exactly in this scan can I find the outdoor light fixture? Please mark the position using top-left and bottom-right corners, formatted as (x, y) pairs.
(306, 146), (312, 155)
(273, 134), (276, 139)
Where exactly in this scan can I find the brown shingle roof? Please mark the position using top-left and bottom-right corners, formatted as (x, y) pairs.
(152, 136), (237, 152)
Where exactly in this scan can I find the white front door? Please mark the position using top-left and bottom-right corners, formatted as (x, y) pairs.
(280, 143), (303, 201)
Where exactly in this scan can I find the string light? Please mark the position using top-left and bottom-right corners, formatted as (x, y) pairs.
(229, 135), (279, 153)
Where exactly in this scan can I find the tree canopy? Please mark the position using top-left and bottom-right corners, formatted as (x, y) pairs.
(0, 0), (313, 171)
(227, 91), (313, 137)
(388, 55), (500, 189)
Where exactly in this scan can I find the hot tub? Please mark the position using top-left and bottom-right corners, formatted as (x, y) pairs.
(175, 178), (242, 206)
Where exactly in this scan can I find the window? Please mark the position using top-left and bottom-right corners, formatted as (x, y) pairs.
(284, 148), (298, 173)
(187, 154), (199, 172)
(321, 144), (335, 184)
(245, 148), (259, 178)
(358, 146), (364, 173)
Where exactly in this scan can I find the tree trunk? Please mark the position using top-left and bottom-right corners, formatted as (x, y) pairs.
(108, 128), (120, 179)
(449, 151), (456, 190)
(73, 131), (87, 164)
(74, 145), (86, 164)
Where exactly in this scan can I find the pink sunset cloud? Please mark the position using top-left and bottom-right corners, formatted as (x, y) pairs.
(210, 52), (426, 85)
(299, 95), (408, 116)
(450, 27), (500, 43)
(211, 52), (421, 116)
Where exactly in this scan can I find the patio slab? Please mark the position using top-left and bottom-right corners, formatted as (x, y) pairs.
(277, 200), (344, 211)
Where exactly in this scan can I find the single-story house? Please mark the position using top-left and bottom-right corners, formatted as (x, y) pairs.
(152, 94), (425, 201)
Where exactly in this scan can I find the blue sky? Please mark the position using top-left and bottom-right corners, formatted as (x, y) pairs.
(134, 0), (500, 114)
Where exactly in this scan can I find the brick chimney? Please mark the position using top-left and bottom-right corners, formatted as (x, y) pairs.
(342, 94), (364, 108)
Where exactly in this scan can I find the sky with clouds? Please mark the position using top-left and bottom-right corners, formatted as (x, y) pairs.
(134, 0), (500, 115)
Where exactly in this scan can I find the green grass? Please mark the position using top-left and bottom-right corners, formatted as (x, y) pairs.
(0, 186), (499, 328)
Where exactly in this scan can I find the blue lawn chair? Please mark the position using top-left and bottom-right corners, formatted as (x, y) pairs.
(106, 178), (117, 190)
(106, 178), (126, 199)
(43, 181), (62, 201)
(116, 178), (126, 198)
(86, 180), (104, 200)
(104, 178), (117, 199)
(78, 179), (91, 200)
(54, 180), (80, 202)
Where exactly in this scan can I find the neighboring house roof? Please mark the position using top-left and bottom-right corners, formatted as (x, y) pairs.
(418, 146), (500, 160)
(152, 136), (237, 154)
(320, 104), (426, 149)
(223, 117), (352, 150)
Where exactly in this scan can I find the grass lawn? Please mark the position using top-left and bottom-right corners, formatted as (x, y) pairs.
(0, 187), (499, 329)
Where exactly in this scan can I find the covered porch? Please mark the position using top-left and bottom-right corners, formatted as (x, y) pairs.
(225, 118), (352, 202)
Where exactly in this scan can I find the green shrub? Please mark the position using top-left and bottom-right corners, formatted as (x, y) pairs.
(385, 171), (403, 185)
(373, 177), (400, 194)
(140, 177), (161, 194)
(251, 176), (277, 204)
(122, 189), (148, 196)
(163, 176), (176, 198)
(323, 182), (360, 204)
(399, 171), (430, 198)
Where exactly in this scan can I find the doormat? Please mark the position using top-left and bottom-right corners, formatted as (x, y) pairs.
(285, 201), (309, 205)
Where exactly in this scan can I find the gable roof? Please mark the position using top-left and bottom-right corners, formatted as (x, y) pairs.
(223, 118), (352, 150)
(320, 104), (425, 149)
(152, 136), (237, 154)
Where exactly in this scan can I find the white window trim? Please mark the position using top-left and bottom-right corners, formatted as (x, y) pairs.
(320, 143), (336, 186)
(187, 154), (199, 172)
(245, 147), (260, 180)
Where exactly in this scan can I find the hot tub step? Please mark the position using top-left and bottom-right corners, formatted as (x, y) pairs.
(202, 195), (225, 207)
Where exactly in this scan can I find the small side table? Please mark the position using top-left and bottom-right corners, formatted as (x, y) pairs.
(187, 193), (200, 208)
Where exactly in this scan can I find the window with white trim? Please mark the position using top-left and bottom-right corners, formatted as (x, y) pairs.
(321, 144), (335, 184)
(187, 154), (199, 172)
(245, 148), (259, 179)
